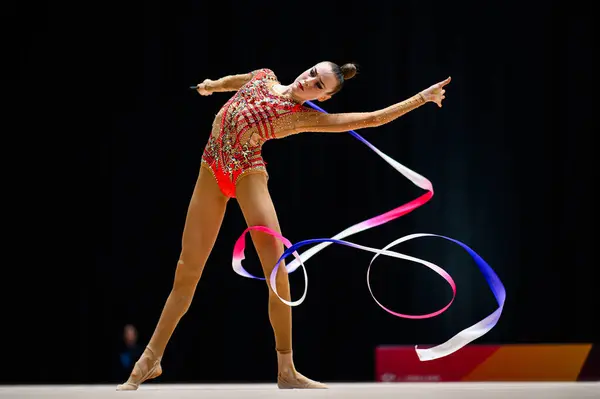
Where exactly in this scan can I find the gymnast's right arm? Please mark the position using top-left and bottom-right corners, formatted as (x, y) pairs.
(196, 72), (254, 95)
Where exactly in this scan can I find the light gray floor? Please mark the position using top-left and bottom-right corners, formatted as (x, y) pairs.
(0, 383), (598, 399)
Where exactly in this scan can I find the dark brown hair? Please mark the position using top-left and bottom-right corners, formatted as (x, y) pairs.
(328, 62), (358, 95)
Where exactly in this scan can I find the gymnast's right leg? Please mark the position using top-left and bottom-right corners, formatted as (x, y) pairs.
(117, 165), (229, 390)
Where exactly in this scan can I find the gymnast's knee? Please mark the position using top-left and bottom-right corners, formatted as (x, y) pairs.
(266, 261), (290, 292)
(250, 228), (283, 252)
(172, 258), (204, 292)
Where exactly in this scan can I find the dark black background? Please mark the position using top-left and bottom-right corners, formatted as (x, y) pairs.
(5, 0), (596, 385)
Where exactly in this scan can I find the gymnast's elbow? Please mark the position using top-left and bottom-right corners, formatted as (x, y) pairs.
(321, 112), (382, 132)
(369, 113), (386, 127)
(333, 112), (383, 130)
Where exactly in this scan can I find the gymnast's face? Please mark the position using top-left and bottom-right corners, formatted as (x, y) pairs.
(292, 62), (340, 102)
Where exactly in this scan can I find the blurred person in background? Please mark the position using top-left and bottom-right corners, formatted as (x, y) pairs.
(117, 324), (143, 380)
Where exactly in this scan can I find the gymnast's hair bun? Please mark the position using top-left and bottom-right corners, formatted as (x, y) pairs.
(340, 63), (357, 80)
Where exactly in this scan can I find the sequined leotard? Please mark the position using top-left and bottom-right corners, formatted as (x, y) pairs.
(201, 68), (314, 197)
(201, 68), (426, 198)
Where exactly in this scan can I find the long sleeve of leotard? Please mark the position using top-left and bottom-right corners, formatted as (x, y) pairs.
(275, 93), (427, 137)
(205, 72), (254, 93)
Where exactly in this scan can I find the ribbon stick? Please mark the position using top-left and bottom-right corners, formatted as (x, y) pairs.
(231, 100), (505, 361)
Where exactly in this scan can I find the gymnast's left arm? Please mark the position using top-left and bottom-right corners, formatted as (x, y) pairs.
(273, 94), (425, 137)
(274, 76), (451, 137)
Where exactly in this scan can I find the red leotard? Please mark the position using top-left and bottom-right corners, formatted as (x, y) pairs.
(201, 68), (426, 198)
(201, 69), (312, 198)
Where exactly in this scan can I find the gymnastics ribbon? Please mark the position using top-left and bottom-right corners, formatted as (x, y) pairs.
(232, 100), (505, 361)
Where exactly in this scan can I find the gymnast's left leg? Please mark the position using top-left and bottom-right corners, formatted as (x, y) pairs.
(235, 172), (327, 389)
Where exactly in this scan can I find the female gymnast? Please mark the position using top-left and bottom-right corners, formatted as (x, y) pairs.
(117, 62), (450, 390)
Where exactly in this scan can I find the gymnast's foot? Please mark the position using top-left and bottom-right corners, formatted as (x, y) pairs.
(116, 346), (163, 391)
(276, 351), (328, 389)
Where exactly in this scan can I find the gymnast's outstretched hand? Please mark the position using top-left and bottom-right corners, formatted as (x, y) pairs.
(420, 76), (451, 108)
(195, 79), (213, 96)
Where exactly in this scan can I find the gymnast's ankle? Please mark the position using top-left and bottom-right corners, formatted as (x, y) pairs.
(276, 349), (294, 373)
